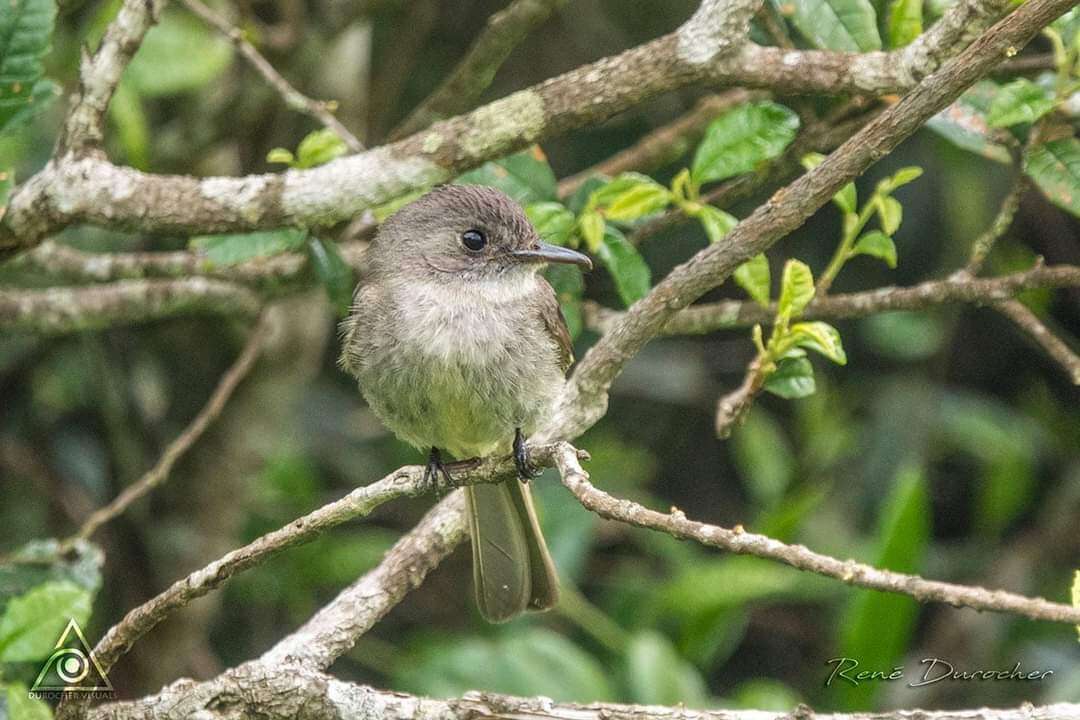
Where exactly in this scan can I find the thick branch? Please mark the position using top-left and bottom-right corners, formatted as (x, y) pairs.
(583, 264), (1080, 336)
(87, 660), (1080, 720)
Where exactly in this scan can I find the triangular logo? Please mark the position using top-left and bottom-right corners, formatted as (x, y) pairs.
(29, 618), (114, 695)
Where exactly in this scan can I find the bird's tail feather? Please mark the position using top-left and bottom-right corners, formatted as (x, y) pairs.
(466, 481), (559, 623)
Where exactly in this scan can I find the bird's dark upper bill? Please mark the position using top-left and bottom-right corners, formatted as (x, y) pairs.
(512, 243), (593, 270)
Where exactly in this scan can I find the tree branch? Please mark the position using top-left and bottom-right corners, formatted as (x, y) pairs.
(582, 264), (1080, 336)
(994, 298), (1080, 384)
(180, 0), (363, 152)
(390, 0), (567, 139)
(549, 443), (1080, 625)
(87, 657), (1080, 720)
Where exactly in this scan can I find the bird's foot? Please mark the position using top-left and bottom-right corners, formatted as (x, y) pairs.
(513, 428), (541, 481)
(422, 447), (454, 493)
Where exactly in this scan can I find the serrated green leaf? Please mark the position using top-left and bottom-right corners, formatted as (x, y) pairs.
(885, 166), (923, 191)
(926, 82), (1012, 164)
(601, 180), (672, 222)
(1024, 138), (1080, 218)
(779, 0), (882, 51)
(595, 226), (650, 307)
(578, 211), (605, 253)
(764, 356), (816, 399)
(295, 129), (347, 168)
(624, 631), (708, 706)
(692, 102), (800, 185)
(733, 253), (771, 307)
(0, 0), (58, 134)
(307, 237), (354, 316)
(526, 201), (577, 247)
(777, 259), (815, 319)
(0, 581), (91, 662)
(887, 0), (922, 47)
(190, 229), (307, 266)
(789, 321), (847, 365)
(852, 230), (897, 268)
(696, 204), (738, 243)
(878, 195), (903, 234)
(988, 79), (1056, 128)
(456, 147), (557, 203)
(124, 10), (232, 97)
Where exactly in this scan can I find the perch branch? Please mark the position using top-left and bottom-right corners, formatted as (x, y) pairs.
(994, 298), (1080, 384)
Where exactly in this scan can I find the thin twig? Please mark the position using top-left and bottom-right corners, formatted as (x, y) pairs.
(583, 264), (1080, 336)
(390, 0), (567, 139)
(180, 0), (363, 151)
(548, 443), (1080, 626)
(994, 298), (1080, 384)
(63, 312), (272, 546)
(962, 174), (1026, 274)
(714, 356), (767, 438)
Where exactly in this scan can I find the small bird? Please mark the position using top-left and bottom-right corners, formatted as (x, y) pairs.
(339, 184), (592, 622)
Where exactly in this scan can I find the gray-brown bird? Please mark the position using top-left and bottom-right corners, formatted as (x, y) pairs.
(339, 185), (592, 622)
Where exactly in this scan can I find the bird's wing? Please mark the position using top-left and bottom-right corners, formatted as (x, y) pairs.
(535, 276), (574, 373)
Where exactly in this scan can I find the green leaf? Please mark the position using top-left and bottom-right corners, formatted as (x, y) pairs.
(887, 0), (922, 47)
(0, 0), (58, 135)
(987, 79), (1057, 128)
(691, 102), (800, 185)
(596, 226), (650, 307)
(566, 175), (607, 215)
(526, 202), (577, 247)
(0, 581), (91, 662)
(837, 465), (929, 710)
(779, 0), (882, 51)
(695, 204), (738, 243)
(733, 253), (771, 307)
(577, 210), (605, 253)
(124, 10), (233, 96)
(777, 259), (815, 319)
(926, 82), (1011, 164)
(877, 195), (902, 235)
(307, 236), (354, 316)
(456, 147), (557, 203)
(190, 229), (307, 266)
(801, 153), (857, 212)
(883, 166), (924, 192)
(624, 631), (708, 706)
(788, 321), (847, 365)
(764, 356), (816, 399)
(1024, 138), (1080, 217)
(597, 175), (672, 222)
(5, 683), (53, 720)
(852, 230), (897, 268)
(295, 129), (348, 168)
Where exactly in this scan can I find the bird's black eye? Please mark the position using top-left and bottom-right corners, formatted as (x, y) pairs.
(461, 229), (487, 252)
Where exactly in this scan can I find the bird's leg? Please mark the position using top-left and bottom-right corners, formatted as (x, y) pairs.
(513, 428), (541, 481)
(423, 447), (454, 492)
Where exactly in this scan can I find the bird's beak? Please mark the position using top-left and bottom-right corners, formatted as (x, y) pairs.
(512, 242), (593, 270)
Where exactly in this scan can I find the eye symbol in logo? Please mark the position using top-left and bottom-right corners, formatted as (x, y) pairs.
(49, 647), (91, 684)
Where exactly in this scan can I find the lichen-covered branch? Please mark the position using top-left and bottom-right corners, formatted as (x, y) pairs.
(0, 0), (1012, 258)
(86, 658), (1080, 720)
(583, 264), (1080, 336)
